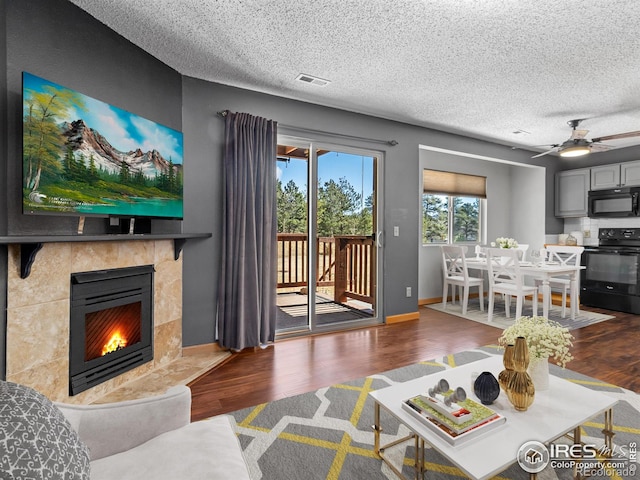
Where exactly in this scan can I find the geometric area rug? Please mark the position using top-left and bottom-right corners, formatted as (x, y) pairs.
(425, 297), (615, 331)
(225, 347), (639, 479)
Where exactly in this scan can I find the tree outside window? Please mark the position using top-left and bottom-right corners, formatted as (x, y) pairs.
(423, 194), (480, 244)
(276, 176), (372, 236)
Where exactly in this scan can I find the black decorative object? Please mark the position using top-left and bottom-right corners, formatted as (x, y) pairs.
(473, 371), (500, 405)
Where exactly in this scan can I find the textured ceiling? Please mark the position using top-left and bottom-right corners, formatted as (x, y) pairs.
(68, 0), (640, 157)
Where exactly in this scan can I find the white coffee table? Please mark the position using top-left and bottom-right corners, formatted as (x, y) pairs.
(370, 355), (617, 480)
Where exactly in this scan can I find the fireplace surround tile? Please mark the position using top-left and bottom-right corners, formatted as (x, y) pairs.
(8, 356), (69, 399)
(70, 242), (120, 272)
(5, 239), (184, 404)
(6, 299), (69, 376)
(7, 243), (71, 309)
(115, 240), (156, 267)
(154, 260), (183, 327)
(154, 240), (175, 263)
(154, 319), (182, 366)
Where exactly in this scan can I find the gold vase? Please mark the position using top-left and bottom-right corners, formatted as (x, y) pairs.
(506, 336), (535, 411)
(498, 344), (515, 391)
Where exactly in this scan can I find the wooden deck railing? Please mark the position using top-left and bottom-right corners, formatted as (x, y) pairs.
(277, 233), (375, 306)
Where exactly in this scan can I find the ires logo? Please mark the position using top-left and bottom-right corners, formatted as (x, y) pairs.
(519, 440), (637, 477)
(517, 441), (550, 474)
(549, 444), (598, 459)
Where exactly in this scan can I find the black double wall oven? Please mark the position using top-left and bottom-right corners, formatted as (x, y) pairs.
(581, 228), (640, 314)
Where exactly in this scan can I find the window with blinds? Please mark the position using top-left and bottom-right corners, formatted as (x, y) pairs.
(422, 169), (486, 198)
(422, 170), (485, 244)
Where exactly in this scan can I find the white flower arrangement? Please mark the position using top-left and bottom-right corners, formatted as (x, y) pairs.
(492, 237), (519, 249)
(498, 316), (574, 368)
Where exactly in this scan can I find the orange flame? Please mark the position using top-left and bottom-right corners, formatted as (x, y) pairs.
(102, 332), (127, 356)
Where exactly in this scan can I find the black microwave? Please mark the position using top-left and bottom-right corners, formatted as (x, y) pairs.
(588, 187), (640, 217)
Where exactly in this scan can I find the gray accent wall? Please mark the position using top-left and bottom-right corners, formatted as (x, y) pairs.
(180, 78), (557, 344)
(1, 0), (7, 379)
(180, 77), (222, 345)
(180, 77), (432, 343)
(5, 0), (182, 236)
(0, 0), (6, 236)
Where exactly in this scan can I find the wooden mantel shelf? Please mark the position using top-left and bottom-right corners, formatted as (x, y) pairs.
(0, 233), (212, 279)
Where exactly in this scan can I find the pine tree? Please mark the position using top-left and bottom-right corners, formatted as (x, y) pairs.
(88, 154), (99, 184)
(119, 162), (130, 184)
(277, 179), (307, 233)
(423, 194), (448, 243)
(167, 158), (176, 194)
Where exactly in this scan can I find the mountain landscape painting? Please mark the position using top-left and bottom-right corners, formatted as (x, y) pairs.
(22, 72), (184, 219)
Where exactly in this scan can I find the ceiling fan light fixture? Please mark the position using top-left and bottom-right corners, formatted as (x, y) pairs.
(559, 145), (591, 157)
(558, 139), (591, 158)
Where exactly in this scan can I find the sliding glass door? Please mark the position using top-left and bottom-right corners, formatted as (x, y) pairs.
(275, 137), (382, 336)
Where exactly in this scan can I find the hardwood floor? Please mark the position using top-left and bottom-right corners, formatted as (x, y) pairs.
(188, 306), (640, 421)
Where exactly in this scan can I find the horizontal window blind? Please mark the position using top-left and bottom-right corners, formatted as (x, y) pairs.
(423, 169), (486, 198)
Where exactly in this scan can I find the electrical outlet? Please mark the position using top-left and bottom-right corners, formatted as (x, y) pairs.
(406, 286), (411, 297)
(393, 226), (399, 237)
(583, 230), (591, 238)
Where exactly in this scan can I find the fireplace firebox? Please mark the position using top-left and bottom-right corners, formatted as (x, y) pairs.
(69, 265), (154, 395)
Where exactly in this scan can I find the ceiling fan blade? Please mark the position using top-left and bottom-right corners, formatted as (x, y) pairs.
(592, 130), (640, 143)
(570, 129), (589, 140)
(531, 148), (557, 158)
(590, 143), (612, 152)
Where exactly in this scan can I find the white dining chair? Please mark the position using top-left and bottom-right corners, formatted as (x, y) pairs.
(441, 245), (484, 315)
(486, 247), (537, 322)
(538, 245), (584, 317)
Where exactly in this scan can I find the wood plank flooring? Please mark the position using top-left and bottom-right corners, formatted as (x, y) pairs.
(188, 306), (639, 421)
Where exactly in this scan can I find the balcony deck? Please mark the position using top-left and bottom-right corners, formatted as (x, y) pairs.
(276, 292), (373, 331)
(276, 233), (376, 331)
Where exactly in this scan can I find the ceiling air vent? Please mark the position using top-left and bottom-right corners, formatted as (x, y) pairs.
(295, 73), (331, 87)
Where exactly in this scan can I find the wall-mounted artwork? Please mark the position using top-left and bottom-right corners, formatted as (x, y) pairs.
(22, 71), (184, 219)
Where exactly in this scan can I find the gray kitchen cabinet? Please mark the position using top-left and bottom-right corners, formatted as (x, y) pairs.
(590, 164), (620, 190)
(591, 160), (640, 190)
(621, 160), (640, 186)
(555, 168), (590, 217)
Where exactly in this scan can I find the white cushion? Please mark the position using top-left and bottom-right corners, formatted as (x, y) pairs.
(90, 416), (249, 480)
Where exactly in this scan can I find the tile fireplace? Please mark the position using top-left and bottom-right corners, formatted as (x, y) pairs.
(5, 240), (183, 404)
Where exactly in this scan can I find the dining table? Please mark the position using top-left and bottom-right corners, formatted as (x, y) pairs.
(464, 257), (584, 320)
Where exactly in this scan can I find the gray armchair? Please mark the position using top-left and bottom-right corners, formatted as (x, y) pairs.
(56, 385), (250, 480)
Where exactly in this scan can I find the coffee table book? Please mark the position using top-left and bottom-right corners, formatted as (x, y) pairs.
(402, 395), (506, 446)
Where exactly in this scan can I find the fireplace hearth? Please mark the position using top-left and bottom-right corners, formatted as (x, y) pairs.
(69, 265), (154, 395)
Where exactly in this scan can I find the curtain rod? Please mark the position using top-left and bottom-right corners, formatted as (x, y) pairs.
(217, 110), (398, 146)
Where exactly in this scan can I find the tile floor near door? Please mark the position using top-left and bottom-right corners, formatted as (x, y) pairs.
(94, 346), (230, 404)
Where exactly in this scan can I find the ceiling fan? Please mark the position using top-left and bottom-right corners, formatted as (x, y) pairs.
(531, 119), (640, 159)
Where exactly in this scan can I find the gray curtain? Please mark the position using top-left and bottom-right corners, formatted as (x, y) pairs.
(218, 112), (277, 350)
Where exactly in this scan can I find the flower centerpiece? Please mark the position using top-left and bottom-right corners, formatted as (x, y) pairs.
(492, 237), (519, 249)
(498, 316), (574, 367)
(498, 316), (574, 390)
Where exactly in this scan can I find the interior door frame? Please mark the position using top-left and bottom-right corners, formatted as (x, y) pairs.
(277, 134), (384, 336)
